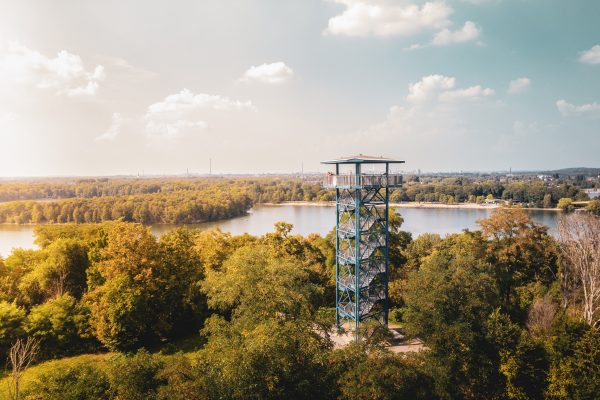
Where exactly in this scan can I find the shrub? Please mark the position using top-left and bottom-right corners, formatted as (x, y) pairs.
(330, 343), (435, 400)
(156, 354), (208, 400)
(586, 198), (600, 216)
(0, 301), (26, 357)
(25, 293), (97, 358)
(557, 198), (574, 212)
(23, 362), (110, 400)
(546, 330), (600, 399)
(107, 350), (164, 400)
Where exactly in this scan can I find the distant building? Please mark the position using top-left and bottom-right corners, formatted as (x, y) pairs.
(583, 188), (600, 199)
(484, 198), (502, 205)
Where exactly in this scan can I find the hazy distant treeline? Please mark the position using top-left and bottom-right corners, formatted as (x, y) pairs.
(0, 176), (594, 225)
(0, 191), (251, 224)
(393, 177), (590, 207)
(0, 177), (333, 203)
(0, 178), (334, 224)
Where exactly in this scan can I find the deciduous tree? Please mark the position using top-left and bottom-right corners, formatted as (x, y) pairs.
(557, 213), (600, 326)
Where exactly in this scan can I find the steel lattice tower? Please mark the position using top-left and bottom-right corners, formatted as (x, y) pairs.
(322, 155), (404, 332)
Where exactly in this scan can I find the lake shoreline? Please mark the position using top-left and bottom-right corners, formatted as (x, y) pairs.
(0, 203), (564, 257)
(0, 202), (563, 228)
(259, 201), (561, 212)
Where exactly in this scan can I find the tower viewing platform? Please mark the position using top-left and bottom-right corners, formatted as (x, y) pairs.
(322, 155), (403, 189)
(321, 154), (404, 333)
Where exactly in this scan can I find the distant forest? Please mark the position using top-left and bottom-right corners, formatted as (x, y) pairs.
(0, 174), (598, 224)
(0, 178), (330, 224)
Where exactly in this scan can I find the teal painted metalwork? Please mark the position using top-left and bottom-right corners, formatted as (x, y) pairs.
(322, 155), (404, 333)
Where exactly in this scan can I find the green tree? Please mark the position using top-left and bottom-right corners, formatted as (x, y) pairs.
(157, 228), (207, 336)
(586, 198), (600, 216)
(85, 223), (169, 350)
(330, 343), (434, 400)
(557, 198), (574, 212)
(389, 233), (440, 308)
(1, 249), (46, 305)
(33, 224), (104, 248)
(197, 235), (332, 399)
(24, 293), (96, 358)
(196, 316), (331, 400)
(202, 243), (323, 323)
(18, 239), (89, 305)
(402, 233), (504, 399)
(0, 301), (26, 358)
(478, 208), (558, 317)
(156, 354), (209, 400)
(192, 228), (235, 272)
(85, 222), (206, 350)
(546, 330), (600, 399)
(500, 334), (550, 400)
(388, 209), (412, 270)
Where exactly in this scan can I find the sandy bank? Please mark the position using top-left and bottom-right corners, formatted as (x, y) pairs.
(259, 201), (561, 212)
(260, 201), (498, 210)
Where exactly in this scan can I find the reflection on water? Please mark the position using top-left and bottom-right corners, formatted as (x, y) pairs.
(0, 205), (560, 257)
(150, 205), (336, 237)
(398, 207), (559, 237)
(0, 224), (38, 257)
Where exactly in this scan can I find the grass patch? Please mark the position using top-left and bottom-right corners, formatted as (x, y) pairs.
(0, 353), (113, 399)
(0, 333), (205, 398)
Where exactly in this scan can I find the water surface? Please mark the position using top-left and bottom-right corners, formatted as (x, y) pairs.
(0, 205), (560, 257)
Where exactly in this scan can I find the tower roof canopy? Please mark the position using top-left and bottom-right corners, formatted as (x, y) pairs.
(321, 154), (405, 165)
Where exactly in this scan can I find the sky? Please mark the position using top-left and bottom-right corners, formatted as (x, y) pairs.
(0, 0), (599, 176)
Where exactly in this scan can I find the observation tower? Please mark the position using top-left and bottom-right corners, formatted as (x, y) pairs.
(322, 155), (404, 332)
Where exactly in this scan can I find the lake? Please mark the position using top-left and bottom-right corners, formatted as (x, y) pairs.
(0, 205), (560, 258)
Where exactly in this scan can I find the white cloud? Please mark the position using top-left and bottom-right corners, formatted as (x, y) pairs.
(405, 43), (423, 50)
(579, 45), (600, 64)
(350, 74), (497, 168)
(407, 74), (455, 102)
(432, 21), (480, 45)
(147, 89), (254, 113)
(512, 120), (541, 135)
(241, 62), (294, 84)
(439, 85), (494, 101)
(144, 89), (255, 138)
(507, 77), (531, 94)
(67, 80), (99, 97)
(363, 74), (494, 137)
(96, 113), (122, 141)
(460, 0), (496, 4)
(99, 56), (157, 80)
(0, 39), (105, 97)
(406, 74), (494, 103)
(556, 99), (600, 117)
(324, 0), (453, 37)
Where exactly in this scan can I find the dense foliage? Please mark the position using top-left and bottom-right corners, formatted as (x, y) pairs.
(391, 176), (591, 207)
(0, 174), (597, 225)
(0, 177), (331, 204)
(0, 190), (252, 224)
(0, 208), (598, 399)
(0, 177), (333, 224)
